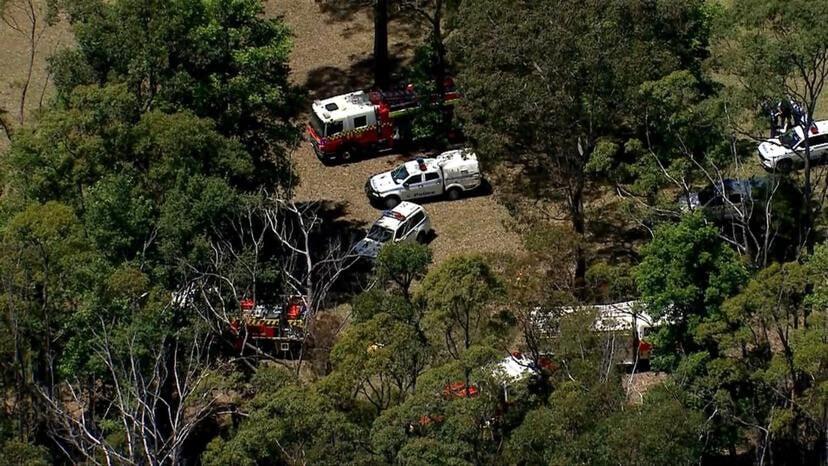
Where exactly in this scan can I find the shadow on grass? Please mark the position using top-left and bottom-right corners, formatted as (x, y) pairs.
(305, 52), (408, 99)
(313, 0), (424, 40)
(277, 200), (374, 306)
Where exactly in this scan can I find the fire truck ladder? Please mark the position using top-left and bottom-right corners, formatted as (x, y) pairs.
(370, 89), (421, 119)
(378, 89), (419, 110)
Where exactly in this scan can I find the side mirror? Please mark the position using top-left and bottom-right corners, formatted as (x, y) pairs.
(403, 183), (410, 188)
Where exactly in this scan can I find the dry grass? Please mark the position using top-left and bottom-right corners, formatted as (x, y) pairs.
(0, 3), (73, 150)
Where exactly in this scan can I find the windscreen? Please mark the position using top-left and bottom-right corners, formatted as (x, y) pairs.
(391, 165), (409, 183)
(367, 225), (393, 242)
(309, 111), (326, 137)
(778, 130), (801, 149)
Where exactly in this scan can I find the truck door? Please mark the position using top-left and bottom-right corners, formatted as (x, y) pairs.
(395, 219), (413, 242)
(402, 174), (424, 200)
(422, 172), (443, 197)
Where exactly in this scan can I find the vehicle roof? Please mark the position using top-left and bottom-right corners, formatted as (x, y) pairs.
(312, 91), (374, 123)
(533, 300), (672, 332)
(373, 201), (425, 229)
(400, 149), (478, 175)
(789, 120), (828, 139)
(403, 159), (439, 174)
(436, 148), (477, 164)
(493, 353), (535, 382)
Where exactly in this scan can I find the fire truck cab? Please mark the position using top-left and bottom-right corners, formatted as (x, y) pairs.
(309, 90), (400, 162)
(307, 80), (460, 163)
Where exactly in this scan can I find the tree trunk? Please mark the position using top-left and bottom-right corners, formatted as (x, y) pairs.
(570, 176), (587, 292)
(431, 1), (450, 143)
(373, 0), (390, 90)
(802, 120), (814, 255)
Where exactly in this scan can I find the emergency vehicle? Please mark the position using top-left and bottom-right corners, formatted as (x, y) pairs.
(353, 202), (432, 259)
(365, 148), (481, 208)
(307, 80), (460, 163)
(532, 301), (664, 370)
(758, 120), (828, 171)
(229, 296), (308, 355)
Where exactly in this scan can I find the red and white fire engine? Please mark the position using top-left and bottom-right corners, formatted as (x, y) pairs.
(306, 80), (461, 163)
(229, 296), (308, 356)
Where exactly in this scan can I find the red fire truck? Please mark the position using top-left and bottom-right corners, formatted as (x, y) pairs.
(229, 296), (308, 356)
(307, 80), (461, 163)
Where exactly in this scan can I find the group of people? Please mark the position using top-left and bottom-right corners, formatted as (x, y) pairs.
(763, 97), (807, 137)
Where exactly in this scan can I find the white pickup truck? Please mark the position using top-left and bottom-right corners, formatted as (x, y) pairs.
(364, 148), (482, 208)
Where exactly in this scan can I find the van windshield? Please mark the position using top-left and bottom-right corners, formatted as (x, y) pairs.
(367, 225), (393, 242)
(309, 112), (325, 137)
(391, 165), (409, 183)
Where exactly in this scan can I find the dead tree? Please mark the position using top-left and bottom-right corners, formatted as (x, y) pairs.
(39, 320), (218, 465)
(638, 112), (785, 268)
(264, 198), (360, 315)
(184, 194), (360, 366)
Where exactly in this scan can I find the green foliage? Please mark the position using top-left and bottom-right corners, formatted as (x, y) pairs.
(405, 41), (456, 145)
(47, 48), (97, 101)
(605, 386), (704, 466)
(585, 261), (636, 302)
(452, 0), (712, 169)
(636, 213), (748, 368)
(638, 214), (748, 317)
(420, 256), (504, 357)
(0, 439), (50, 466)
(328, 311), (429, 412)
(83, 174), (154, 260)
(6, 0), (828, 463)
(715, 0), (828, 105)
(628, 70), (735, 197)
(505, 380), (622, 465)
(375, 241), (432, 299)
(60, 0), (302, 189)
(370, 360), (502, 465)
(203, 368), (369, 466)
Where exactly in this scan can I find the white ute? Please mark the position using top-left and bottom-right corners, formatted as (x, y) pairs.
(365, 148), (481, 208)
(353, 202), (432, 259)
(758, 120), (828, 171)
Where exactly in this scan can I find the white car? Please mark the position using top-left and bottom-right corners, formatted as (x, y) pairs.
(353, 202), (432, 258)
(365, 149), (481, 208)
(757, 120), (828, 171)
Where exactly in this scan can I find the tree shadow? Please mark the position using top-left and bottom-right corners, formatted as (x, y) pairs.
(304, 51), (408, 99)
(313, 0), (424, 41)
(314, 0), (371, 23)
(586, 202), (648, 264)
(300, 200), (374, 305)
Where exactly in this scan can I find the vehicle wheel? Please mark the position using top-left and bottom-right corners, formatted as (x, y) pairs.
(339, 146), (356, 162)
(446, 187), (462, 201)
(776, 159), (793, 172)
(384, 196), (400, 209)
